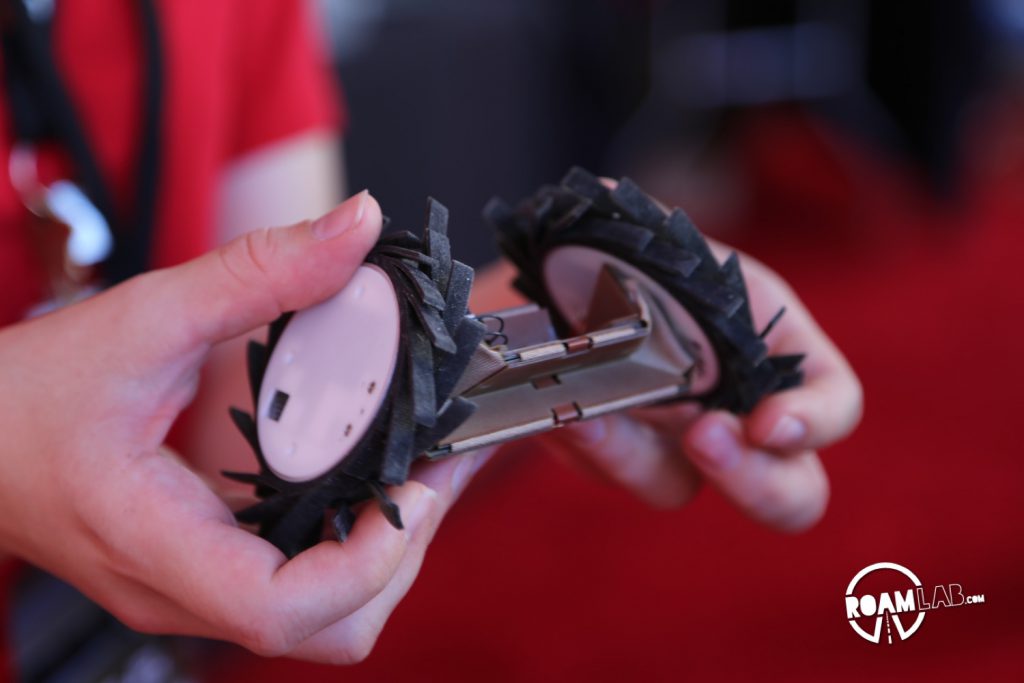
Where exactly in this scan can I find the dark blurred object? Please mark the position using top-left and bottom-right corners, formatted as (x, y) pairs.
(8, 571), (210, 683)
(623, 0), (995, 198)
(323, 0), (652, 266)
(864, 3), (986, 194)
(326, 0), (1011, 254)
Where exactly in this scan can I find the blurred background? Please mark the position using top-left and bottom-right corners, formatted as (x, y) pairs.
(8, 0), (1023, 680)
(232, 0), (1024, 680)
(327, 0), (1012, 253)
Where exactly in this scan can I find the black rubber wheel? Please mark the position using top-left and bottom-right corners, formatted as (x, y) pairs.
(485, 167), (803, 414)
(224, 200), (485, 558)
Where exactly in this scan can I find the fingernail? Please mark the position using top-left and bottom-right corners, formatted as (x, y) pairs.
(397, 484), (436, 540)
(690, 422), (743, 471)
(311, 189), (369, 240)
(764, 415), (806, 449)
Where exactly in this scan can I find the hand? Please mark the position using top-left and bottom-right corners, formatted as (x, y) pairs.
(542, 243), (862, 530)
(0, 191), (490, 663)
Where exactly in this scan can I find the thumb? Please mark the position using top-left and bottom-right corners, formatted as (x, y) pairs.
(137, 190), (382, 355)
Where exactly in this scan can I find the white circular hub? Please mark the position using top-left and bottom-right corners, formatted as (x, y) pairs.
(257, 265), (401, 482)
(543, 245), (720, 394)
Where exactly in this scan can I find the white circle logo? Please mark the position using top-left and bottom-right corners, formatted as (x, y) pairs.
(845, 562), (925, 645)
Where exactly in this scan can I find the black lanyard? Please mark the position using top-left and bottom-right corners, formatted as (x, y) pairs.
(0, 0), (163, 285)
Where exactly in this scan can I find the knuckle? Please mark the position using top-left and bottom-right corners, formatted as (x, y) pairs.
(220, 228), (278, 293)
(226, 597), (303, 657)
(337, 616), (387, 664)
(237, 618), (295, 658)
(337, 632), (380, 665)
(359, 542), (404, 598)
(289, 616), (386, 665)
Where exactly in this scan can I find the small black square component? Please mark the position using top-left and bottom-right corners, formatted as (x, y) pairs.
(268, 390), (290, 421)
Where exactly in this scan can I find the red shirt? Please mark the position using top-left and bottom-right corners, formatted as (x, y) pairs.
(0, 0), (342, 325)
(0, 2), (340, 676)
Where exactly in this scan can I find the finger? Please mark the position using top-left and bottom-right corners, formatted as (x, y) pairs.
(745, 334), (863, 452)
(745, 289), (862, 452)
(261, 481), (435, 630)
(197, 483), (435, 656)
(285, 451), (492, 664)
(683, 411), (829, 532)
(88, 452), (434, 657)
(581, 191), (861, 453)
(282, 524), (430, 665)
(544, 413), (702, 509)
(702, 248), (862, 452)
(86, 574), (216, 638)
(152, 450), (491, 657)
(157, 445), (253, 511)
(128, 190), (383, 361)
